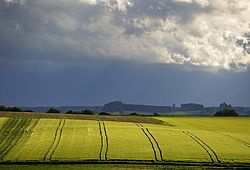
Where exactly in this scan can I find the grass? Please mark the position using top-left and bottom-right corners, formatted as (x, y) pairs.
(0, 114), (249, 169)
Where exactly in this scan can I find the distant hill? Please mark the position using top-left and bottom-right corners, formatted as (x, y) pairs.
(101, 101), (172, 114)
(21, 106), (102, 113)
(19, 102), (250, 116)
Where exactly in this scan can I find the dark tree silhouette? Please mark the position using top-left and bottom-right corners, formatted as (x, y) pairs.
(81, 109), (95, 115)
(129, 112), (139, 116)
(46, 108), (60, 113)
(214, 109), (239, 116)
(98, 112), (111, 116)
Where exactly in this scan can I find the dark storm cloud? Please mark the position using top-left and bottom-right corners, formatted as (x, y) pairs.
(0, 63), (250, 106)
(0, 0), (108, 68)
(0, 0), (249, 106)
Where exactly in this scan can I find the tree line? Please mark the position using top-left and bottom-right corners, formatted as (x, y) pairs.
(0, 105), (33, 112)
(0, 105), (239, 116)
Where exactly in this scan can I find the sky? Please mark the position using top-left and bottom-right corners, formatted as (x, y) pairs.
(0, 0), (249, 107)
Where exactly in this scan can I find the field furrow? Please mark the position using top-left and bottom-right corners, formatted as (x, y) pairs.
(97, 121), (108, 161)
(146, 128), (163, 161)
(137, 124), (157, 161)
(98, 121), (104, 161)
(219, 132), (250, 148)
(144, 124), (211, 162)
(0, 115), (249, 166)
(0, 119), (21, 146)
(51, 120), (101, 161)
(183, 131), (219, 163)
(44, 119), (66, 161)
(0, 118), (32, 160)
(136, 123), (162, 162)
(190, 130), (250, 163)
(102, 122), (108, 161)
(3, 119), (40, 161)
(157, 117), (250, 163)
(0, 117), (8, 129)
(0, 119), (22, 157)
(106, 121), (154, 161)
(6, 119), (61, 161)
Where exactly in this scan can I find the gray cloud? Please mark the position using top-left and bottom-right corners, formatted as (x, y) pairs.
(0, 0), (250, 71)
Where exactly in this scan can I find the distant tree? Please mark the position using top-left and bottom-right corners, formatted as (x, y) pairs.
(0, 105), (28, 112)
(6, 107), (23, 112)
(214, 109), (239, 116)
(0, 105), (6, 111)
(153, 112), (160, 116)
(46, 108), (60, 113)
(98, 112), (111, 116)
(24, 110), (34, 112)
(129, 112), (139, 116)
(0, 105), (24, 112)
(66, 110), (74, 114)
(81, 109), (95, 115)
(246, 110), (250, 115)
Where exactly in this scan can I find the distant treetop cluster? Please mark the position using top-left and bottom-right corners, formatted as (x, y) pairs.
(214, 109), (239, 116)
(0, 105), (33, 112)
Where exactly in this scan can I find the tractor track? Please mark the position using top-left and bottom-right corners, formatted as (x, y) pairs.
(43, 119), (65, 161)
(102, 122), (109, 161)
(226, 134), (250, 148)
(98, 121), (104, 161)
(214, 131), (250, 148)
(146, 128), (163, 161)
(136, 123), (162, 162)
(183, 131), (220, 164)
(49, 119), (66, 160)
(98, 121), (109, 161)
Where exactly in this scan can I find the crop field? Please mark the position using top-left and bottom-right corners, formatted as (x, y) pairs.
(157, 117), (250, 163)
(0, 112), (250, 169)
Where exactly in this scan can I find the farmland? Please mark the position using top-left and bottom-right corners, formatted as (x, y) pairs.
(0, 112), (250, 169)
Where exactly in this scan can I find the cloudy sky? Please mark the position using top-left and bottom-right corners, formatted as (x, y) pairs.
(0, 0), (249, 107)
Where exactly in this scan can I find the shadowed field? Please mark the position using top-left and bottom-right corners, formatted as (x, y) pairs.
(0, 112), (163, 125)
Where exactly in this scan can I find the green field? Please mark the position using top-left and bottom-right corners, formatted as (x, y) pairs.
(0, 112), (250, 169)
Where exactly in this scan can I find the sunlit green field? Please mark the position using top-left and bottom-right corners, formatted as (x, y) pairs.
(157, 117), (250, 163)
(0, 113), (250, 169)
